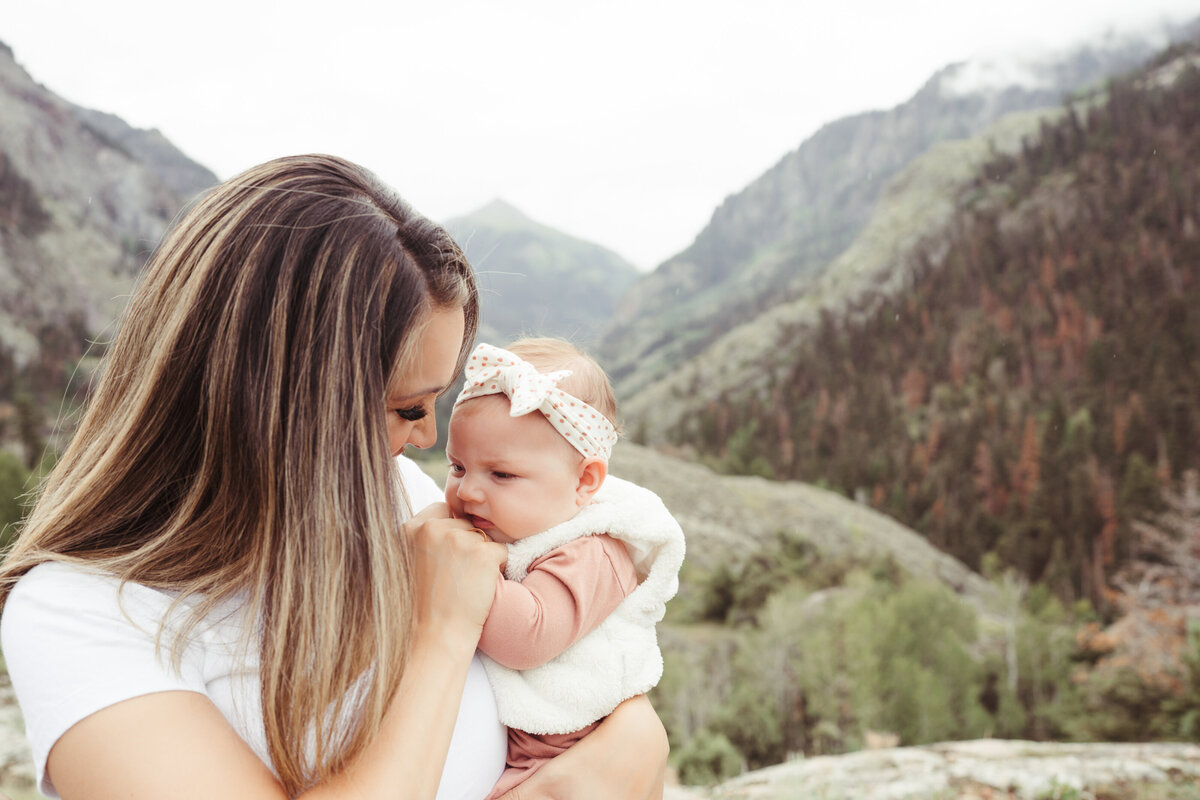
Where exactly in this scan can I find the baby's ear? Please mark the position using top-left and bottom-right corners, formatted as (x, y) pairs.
(575, 457), (608, 505)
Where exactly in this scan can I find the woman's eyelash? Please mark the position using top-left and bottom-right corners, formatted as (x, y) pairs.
(394, 405), (427, 421)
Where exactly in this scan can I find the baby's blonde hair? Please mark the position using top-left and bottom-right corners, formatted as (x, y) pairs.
(506, 338), (618, 428)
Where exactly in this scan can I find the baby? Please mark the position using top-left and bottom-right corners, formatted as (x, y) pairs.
(444, 338), (685, 799)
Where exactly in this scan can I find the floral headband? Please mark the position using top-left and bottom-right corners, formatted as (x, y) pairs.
(453, 343), (619, 461)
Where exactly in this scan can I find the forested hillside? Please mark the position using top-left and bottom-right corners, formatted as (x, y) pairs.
(670, 42), (1200, 609)
(635, 47), (1200, 783)
(599, 27), (1186, 402)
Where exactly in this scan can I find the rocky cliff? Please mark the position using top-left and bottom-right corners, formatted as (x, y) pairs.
(0, 40), (216, 366)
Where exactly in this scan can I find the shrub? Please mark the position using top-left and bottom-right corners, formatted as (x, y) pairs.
(674, 728), (744, 786)
(0, 448), (30, 550)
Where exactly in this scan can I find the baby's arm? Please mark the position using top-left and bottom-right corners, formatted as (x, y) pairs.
(479, 534), (637, 670)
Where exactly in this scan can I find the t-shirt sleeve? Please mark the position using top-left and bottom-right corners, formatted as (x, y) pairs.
(0, 563), (208, 796)
(395, 454), (444, 514)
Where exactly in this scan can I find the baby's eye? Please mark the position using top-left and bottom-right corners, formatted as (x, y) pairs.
(394, 405), (427, 422)
(448, 463), (465, 475)
(492, 471), (515, 480)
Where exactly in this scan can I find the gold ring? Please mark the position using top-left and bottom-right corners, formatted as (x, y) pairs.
(469, 527), (489, 542)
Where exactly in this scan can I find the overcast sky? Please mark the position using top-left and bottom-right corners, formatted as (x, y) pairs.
(3, 1), (1197, 269)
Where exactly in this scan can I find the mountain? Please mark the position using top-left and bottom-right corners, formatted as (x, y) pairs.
(599, 20), (1197, 406)
(616, 107), (1054, 441)
(594, 33), (1200, 783)
(67, 105), (217, 201)
(0, 40), (216, 381)
(607, 442), (994, 598)
(654, 38), (1200, 606)
(444, 199), (640, 347)
(0, 40), (218, 467)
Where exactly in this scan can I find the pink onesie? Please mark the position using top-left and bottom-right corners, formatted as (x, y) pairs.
(478, 533), (639, 799)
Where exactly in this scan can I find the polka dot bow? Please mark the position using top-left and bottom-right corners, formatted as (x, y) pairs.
(454, 343), (618, 461)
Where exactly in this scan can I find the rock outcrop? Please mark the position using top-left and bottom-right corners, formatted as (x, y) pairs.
(666, 740), (1200, 799)
(0, 675), (34, 797)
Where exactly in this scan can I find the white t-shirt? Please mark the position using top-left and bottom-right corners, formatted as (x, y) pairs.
(0, 456), (505, 799)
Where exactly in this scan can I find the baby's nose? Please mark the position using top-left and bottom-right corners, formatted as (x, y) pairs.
(456, 476), (484, 502)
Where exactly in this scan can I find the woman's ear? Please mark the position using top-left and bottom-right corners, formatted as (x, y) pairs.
(575, 457), (608, 505)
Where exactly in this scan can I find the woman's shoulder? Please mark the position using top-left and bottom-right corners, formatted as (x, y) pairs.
(3, 563), (177, 666)
(4, 561), (248, 651)
(5, 561), (125, 616)
(4, 562), (173, 626)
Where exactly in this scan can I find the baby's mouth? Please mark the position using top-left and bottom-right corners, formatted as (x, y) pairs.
(467, 514), (493, 530)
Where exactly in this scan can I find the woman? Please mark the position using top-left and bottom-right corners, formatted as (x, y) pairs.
(0, 155), (666, 799)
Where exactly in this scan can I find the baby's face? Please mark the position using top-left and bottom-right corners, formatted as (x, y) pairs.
(444, 396), (588, 544)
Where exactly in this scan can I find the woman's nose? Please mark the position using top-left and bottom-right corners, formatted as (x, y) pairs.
(407, 414), (437, 450)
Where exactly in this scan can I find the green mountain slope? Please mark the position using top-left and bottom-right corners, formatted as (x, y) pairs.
(619, 108), (1056, 436)
(445, 199), (640, 347)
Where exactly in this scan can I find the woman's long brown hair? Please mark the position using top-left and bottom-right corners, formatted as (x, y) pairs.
(0, 154), (478, 794)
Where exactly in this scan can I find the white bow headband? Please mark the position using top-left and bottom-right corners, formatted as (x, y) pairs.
(453, 343), (619, 461)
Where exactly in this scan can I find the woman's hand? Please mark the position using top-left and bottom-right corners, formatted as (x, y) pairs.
(404, 502), (507, 646)
(496, 695), (668, 800)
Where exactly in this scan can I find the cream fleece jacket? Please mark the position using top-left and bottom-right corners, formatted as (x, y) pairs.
(480, 475), (685, 735)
